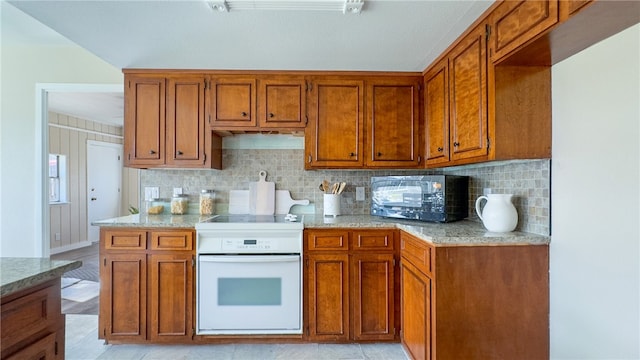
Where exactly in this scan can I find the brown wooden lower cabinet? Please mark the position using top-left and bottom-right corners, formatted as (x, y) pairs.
(304, 228), (398, 342)
(0, 278), (65, 360)
(306, 253), (350, 341)
(99, 228), (194, 344)
(400, 231), (549, 360)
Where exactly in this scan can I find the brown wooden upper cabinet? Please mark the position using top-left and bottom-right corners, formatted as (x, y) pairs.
(305, 79), (364, 169)
(424, 23), (489, 167)
(490, 0), (559, 63)
(257, 77), (307, 128)
(365, 78), (422, 168)
(166, 76), (209, 167)
(208, 76), (257, 128)
(424, 58), (450, 166)
(559, 0), (592, 20)
(208, 76), (306, 130)
(124, 73), (221, 169)
(124, 75), (166, 167)
(449, 24), (489, 162)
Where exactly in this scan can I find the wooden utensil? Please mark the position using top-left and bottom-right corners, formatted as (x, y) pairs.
(337, 182), (346, 194)
(322, 179), (330, 194)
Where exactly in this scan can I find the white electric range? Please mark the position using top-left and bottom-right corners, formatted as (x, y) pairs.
(195, 214), (304, 335)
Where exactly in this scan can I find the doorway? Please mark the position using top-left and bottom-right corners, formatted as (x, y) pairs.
(36, 83), (134, 257)
(87, 141), (123, 242)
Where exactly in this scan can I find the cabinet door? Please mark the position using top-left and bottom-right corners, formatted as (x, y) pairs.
(424, 59), (450, 166)
(100, 253), (147, 342)
(166, 76), (207, 167)
(449, 24), (489, 162)
(305, 79), (364, 169)
(148, 253), (193, 342)
(258, 78), (307, 128)
(491, 0), (559, 62)
(351, 253), (395, 341)
(306, 254), (350, 341)
(124, 75), (165, 167)
(366, 79), (421, 168)
(209, 77), (256, 128)
(401, 261), (432, 360)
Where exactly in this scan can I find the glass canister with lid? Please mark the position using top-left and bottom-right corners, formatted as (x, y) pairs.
(171, 194), (189, 215)
(199, 189), (215, 215)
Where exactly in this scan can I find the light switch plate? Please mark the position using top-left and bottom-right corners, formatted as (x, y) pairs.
(356, 187), (365, 201)
(144, 187), (159, 201)
(173, 187), (183, 196)
(483, 188), (492, 195)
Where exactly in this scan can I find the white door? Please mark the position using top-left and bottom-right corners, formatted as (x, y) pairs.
(87, 141), (123, 242)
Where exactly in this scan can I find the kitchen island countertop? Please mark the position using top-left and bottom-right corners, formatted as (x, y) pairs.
(0, 258), (81, 297)
(94, 214), (549, 246)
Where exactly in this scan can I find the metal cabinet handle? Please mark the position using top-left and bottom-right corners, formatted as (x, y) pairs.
(376, 152), (383, 157)
(308, 155), (312, 163)
(149, 149), (156, 154)
(453, 142), (460, 147)
(241, 112), (248, 117)
(91, 197), (97, 201)
(269, 113), (275, 118)
(437, 147), (443, 152)
(349, 152), (356, 157)
(177, 150), (183, 155)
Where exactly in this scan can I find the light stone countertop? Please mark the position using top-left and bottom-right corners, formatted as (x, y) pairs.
(92, 214), (215, 228)
(0, 258), (82, 297)
(94, 214), (549, 246)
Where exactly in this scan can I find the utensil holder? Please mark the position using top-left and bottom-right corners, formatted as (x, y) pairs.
(323, 194), (341, 217)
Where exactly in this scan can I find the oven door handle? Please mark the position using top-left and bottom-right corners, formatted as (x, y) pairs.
(198, 255), (299, 263)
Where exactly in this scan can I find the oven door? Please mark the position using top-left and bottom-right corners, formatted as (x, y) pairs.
(197, 254), (301, 335)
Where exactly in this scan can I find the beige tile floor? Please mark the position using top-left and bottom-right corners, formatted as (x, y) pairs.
(65, 315), (410, 360)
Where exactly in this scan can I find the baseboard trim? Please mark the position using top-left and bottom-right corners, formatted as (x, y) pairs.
(50, 240), (92, 255)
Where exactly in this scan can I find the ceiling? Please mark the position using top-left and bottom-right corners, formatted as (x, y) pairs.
(5, 0), (494, 126)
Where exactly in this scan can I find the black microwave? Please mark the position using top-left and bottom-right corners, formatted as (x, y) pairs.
(370, 175), (469, 223)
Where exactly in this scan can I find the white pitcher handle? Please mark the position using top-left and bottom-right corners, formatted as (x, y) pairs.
(475, 196), (488, 222)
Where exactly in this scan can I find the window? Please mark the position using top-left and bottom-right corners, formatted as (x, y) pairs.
(49, 154), (67, 203)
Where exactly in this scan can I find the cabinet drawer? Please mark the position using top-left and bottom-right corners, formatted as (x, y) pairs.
(104, 230), (147, 250)
(351, 230), (395, 251)
(305, 230), (349, 251)
(150, 231), (193, 251)
(400, 232), (432, 276)
(1, 283), (59, 352)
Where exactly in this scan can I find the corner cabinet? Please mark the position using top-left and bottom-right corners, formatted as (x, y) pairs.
(124, 73), (222, 169)
(99, 228), (194, 344)
(304, 228), (397, 342)
(400, 231), (549, 360)
(305, 79), (364, 169)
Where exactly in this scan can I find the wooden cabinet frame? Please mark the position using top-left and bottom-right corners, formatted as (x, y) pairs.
(99, 228), (195, 344)
(304, 228), (398, 342)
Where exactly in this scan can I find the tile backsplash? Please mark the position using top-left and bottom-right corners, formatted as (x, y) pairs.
(140, 149), (550, 235)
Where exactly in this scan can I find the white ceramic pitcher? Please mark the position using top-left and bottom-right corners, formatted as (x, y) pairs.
(475, 194), (518, 232)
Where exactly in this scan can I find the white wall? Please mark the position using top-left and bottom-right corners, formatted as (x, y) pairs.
(1, 33), (123, 256)
(551, 24), (640, 359)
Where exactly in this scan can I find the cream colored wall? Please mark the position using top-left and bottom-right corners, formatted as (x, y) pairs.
(0, 36), (123, 256)
(47, 112), (138, 254)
